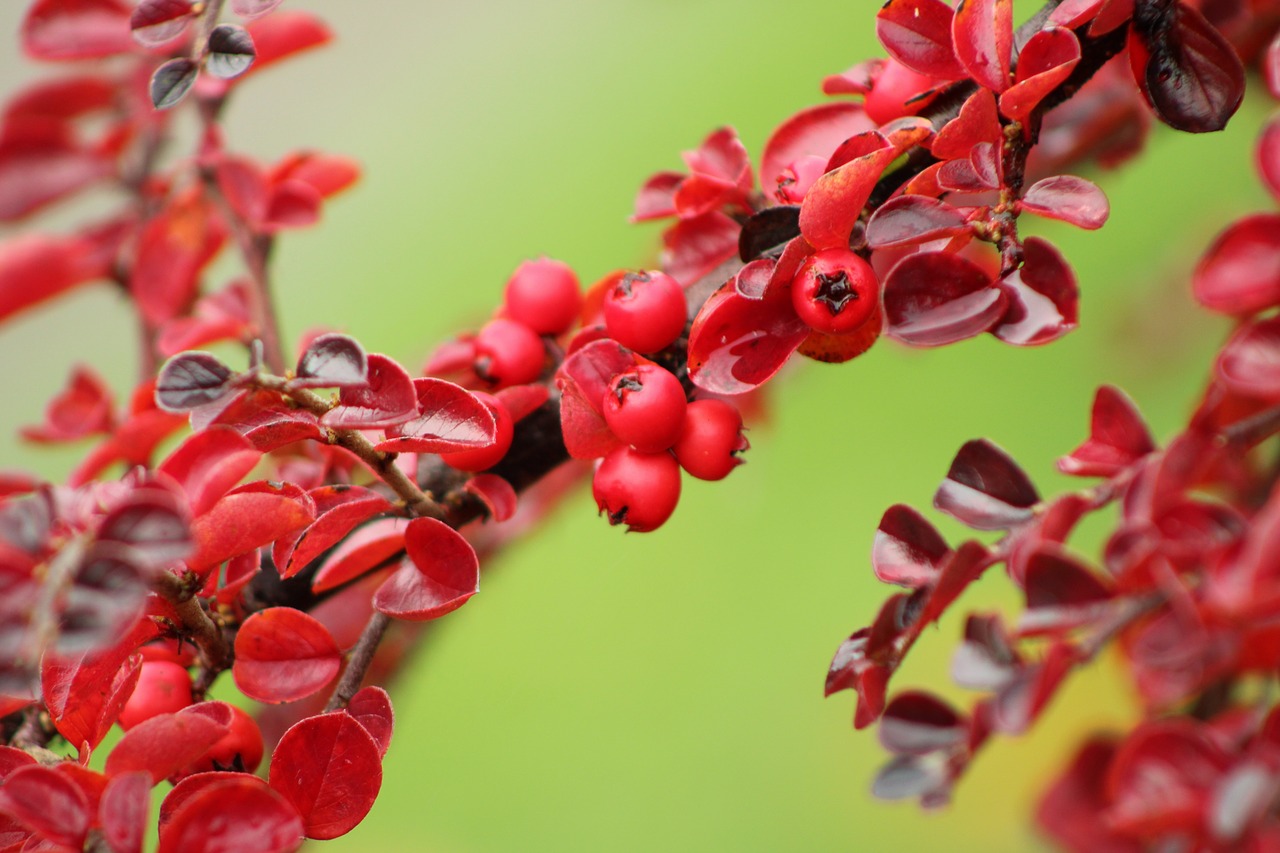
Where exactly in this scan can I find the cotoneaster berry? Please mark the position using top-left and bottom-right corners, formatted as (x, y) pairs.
(602, 270), (687, 354)
(602, 363), (688, 453)
(118, 660), (193, 730)
(440, 392), (514, 471)
(791, 249), (879, 335)
(673, 399), (748, 481)
(592, 446), (681, 533)
(504, 257), (582, 336)
(474, 318), (545, 387)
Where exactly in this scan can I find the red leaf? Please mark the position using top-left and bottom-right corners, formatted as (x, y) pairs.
(760, 103), (874, 202)
(1059, 385), (1155, 477)
(463, 474), (518, 523)
(865, 195), (971, 249)
(268, 712), (381, 840)
(873, 504), (952, 588)
(104, 709), (227, 784)
(99, 771), (150, 853)
(1216, 315), (1280, 401)
(632, 171), (681, 221)
(231, 0), (285, 20)
(931, 89), (1001, 161)
(876, 0), (964, 80)
(798, 134), (897, 250)
(131, 190), (226, 326)
(1019, 174), (1108, 230)
(158, 426), (261, 516)
(554, 339), (633, 460)
(233, 607), (341, 703)
(0, 233), (106, 323)
(990, 236), (1079, 345)
(376, 378), (496, 454)
(934, 439), (1039, 530)
(310, 517), (405, 594)
(345, 686), (393, 759)
(214, 155), (269, 226)
(883, 251), (1005, 346)
(879, 691), (967, 755)
(1259, 113), (1280, 203)
(20, 364), (114, 443)
(159, 775), (303, 853)
(43, 642), (147, 749)
(373, 518), (480, 621)
(0, 119), (114, 221)
(952, 0), (1013, 93)
(209, 388), (323, 452)
(495, 383), (549, 421)
(1106, 720), (1230, 837)
(268, 151), (360, 199)
(997, 27), (1081, 122)
(320, 353), (418, 429)
(686, 279), (809, 395)
(1192, 213), (1280, 314)
(21, 0), (135, 60)
(0, 764), (90, 848)
(1019, 546), (1114, 634)
(275, 485), (393, 578)
(0, 747), (36, 780)
(187, 484), (315, 575)
(660, 210), (740, 286)
(264, 179), (321, 231)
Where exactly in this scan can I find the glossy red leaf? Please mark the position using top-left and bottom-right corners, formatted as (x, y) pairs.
(865, 195), (971, 249)
(879, 691), (966, 755)
(376, 378), (496, 454)
(555, 338), (633, 460)
(160, 775), (303, 853)
(934, 439), (1038, 530)
(1048, 0), (1104, 28)
(345, 686), (393, 759)
(187, 484), (315, 576)
(231, 0), (285, 19)
(320, 353), (417, 429)
(0, 233), (108, 322)
(660, 210), (739, 286)
(884, 251), (1005, 346)
(43, 644), (145, 749)
(276, 486), (393, 578)
(997, 27), (1081, 122)
(293, 333), (367, 389)
(268, 712), (381, 840)
(1019, 175), (1108, 230)
(105, 709), (227, 784)
(872, 504), (951, 588)
(310, 517), (405, 593)
(0, 764), (90, 848)
(1019, 546), (1114, 633)
(877, 0), (964, 80)
(798, 133), (897, 250)
(208, 388), (323, 451)
(760, 102), (874, 199)
(129, 0), (193, 47)
(952, 0), (1013, 93)
(21, 0), (134, 60)
(233, 607), (341, 703)
(686, 280), (809, 395)
(1192, 214), (1280, 314)
(157, 280), (253, 357)
(1216, 315), (1280, 401)
(463, 474), (518, 523)
(930, 88), (1001, 161)
(99, 771), (150, 853)
(20, 364), (113, 443)
(1133, 2), (1244, 134)
(1059, 385), (1155, 477)
(990, 236), (1079, 345)
(373, 517), (479, 621)
(158, 426), (260, 516)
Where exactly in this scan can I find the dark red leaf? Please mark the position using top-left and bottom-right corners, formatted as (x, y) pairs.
(293, 333), (367, 389)
(865, 195), (971, 249)
(951, 614), (1020, 689)
(150, 58), (199, 110)
(22, 0), (134, 60)
(686, 279), (809, 395)
(986, 641), (1075, 734)
(187, 484), (315, 576)
(0, 764), (90, 848)
(877, 0), (964, 80)
(872, 504), (951, 588)
(345, 686), (393, 759)
(206, 23), (256, 79)
(131, 191), (225, 324)
(879, 691), (966, 755)
(952, 0), (1013, 93)
(884, 251), (1005, 347)
(1036, 738), (1140, 853)
(555, 338), (633, 459)
(99, 771), (150, 853)
(20, 364), (113, 443)
(268, 712), (381, 840)
(760, 102), (874, 200)
(310, 517), (405, 594)
(798, 133), (897, 250)
(990, 236), (1079, 346)
(129, 0), (193, 47)
(1132, 2), (1244, 133)
(997, 27), (1081, 122)
(1019, 175), (1108, 230)
(1020, 546), (1114, 633)
(1059, 385), (1155, 477)
(934, 439), (1038, 530)
(660, 210), (739, 286)
(158, 426), (260, 516)
(105, 709), (227, 784)
(373, 517), (480, 621)
(1259, 114), (1280, 203)
(931, 88), (1001, 160)
(463, 474), (518, 523)
(376, 378), (496, 454)
(320, 353), (417, 429)
(233, 607), (341, 703)
(159, 775), (303, 853)
(55, 546), (151, 655)
(0, 234), (108, 321)
(208, 388), (323, 452)
(1216, 315), (1280, 401)
(1192, 213), (1280, 314)
(1106, 719), (1230, 837)
(275, 486), (392, 578)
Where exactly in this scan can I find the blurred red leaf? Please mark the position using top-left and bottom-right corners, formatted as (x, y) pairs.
(105, 708), (227, 783)
(159, 775), (303, 853)
(1059, 385), (1154, 478)
(760, 102), (873, 201)
(872, 504), (952, 588)
(20, 364), (114, 443)
(1193, 214), (1280, 314)
(310, 517), (405, 594)
(0, 764), (90, 848)
(158, 426), (260, 516)
(99, 771), (150, 853)
(21, 0), (135, 60)
(463, 474), (518, 523)
(879, 691), (967, 755)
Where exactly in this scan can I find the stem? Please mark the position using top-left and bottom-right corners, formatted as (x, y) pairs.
(325, 611), (391, 711)
(153, 570), (232, 689)
(1223, 404), (1280, 447)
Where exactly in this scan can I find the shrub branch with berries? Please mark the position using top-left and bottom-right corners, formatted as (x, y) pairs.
(1, 0), (1279, 849)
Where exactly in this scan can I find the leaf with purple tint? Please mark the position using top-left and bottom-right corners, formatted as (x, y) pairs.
(879, 691), (967, 755)
(934, 439), (1039, 530)
(1059, 385), (1155, 477)
(155, 352), (235, 413)
(872, 504), (952, 588)
(150, 58), (199, 110)
(990, 237), (1079, 346)
(686, 280), (810, 395)
(376, 378), (496, 454)
(1019, 546), (1114, 634)
(205, 24), (256, 79)
(865, 196), (971, 249)
(320, 353), (417, 429)
(1019, 176), (1108, 230)
(1131, 2), (1244, 133)
(951, 614), (1020, 690)
(884, 251), (1005, 347)
(293, 333), (367, 389)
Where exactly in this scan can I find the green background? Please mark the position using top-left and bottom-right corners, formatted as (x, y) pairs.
(0, 1), (1272, 850)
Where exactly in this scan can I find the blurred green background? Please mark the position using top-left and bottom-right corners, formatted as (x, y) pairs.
(0, 1), (1273, 850)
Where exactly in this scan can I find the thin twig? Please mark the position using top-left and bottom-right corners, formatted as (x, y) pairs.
(325, 611), (391, 711)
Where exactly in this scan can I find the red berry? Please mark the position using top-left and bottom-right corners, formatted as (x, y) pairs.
(177, 705), (265, 776)
(602, 270), (687, 354)
(673, 399), (749, 481)
(791, 249), (879, 335)
(118, 660), (192, 730)
(592, 447), (681, 533)
(441, 393), (514, 471)
(602, 363), (687, 453)
(504, 257), (582, 335)
(474, 318), (545, 387)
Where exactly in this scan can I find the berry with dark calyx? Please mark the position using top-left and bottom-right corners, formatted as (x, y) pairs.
(440, 392), (514, 472)
(602, 270), (688, 354)
(176, 705), (265, 777)
(602, 363), (688, 453)
(673, 399), (748, 481)
(118, 660), (193, 730)
(474, 318), (546, 387)
(791, 248), (879, 335)
(504, 256), (582, 335)
(592, 446), (682, 533)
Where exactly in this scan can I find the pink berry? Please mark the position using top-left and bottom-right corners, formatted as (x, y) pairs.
(602, 363), (687, 453)
(791, 249), (879, 335)
(673, 399), (749, 481)
(592, 447), (681, 533)
(441, 393), (514, 472)
(504, 257), (582, 335)
(602, 270), (687, 354)
(118, 660), (192, 730)
(474, 318), (545, 387)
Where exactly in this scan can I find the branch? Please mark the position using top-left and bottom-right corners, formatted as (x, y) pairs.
(324, 611), (390, 711)
(153, 570), (232, 696)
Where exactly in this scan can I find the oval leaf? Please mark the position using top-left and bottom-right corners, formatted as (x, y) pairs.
(376, 378), (496, 454)
(872, 504), (952, 588)
(686, 281), (810, 395)
(373, 517), (480, 621)
(156, 352), (234, 413)
(150, 58), (199, 110)
(268, 712), (381, 840)
(879, 691), (967, 755)
(345, 686), (394, 759)
(877, 0), (964, 80)
(159, 776), (303, 853)
(884, 251), (1005, 346)
(1192, 213), (1280, 315)
(294, 332), (367, 389)
(206, 23), (256, 79)
(233, 607), (341, 703)
(320, 353), (417, 429)
(990, 236), (1079, 346)
(933, 438), (1039, 530)
(952, 0), (1013, 93)
(865, 195), (971, 249)
(1019, 175), (1108, 230)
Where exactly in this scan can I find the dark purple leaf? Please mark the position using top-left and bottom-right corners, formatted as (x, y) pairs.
(872, 504), (951, 587)
(156, 352), (234, 413)
(55, 546), (150, 655)
(206, 24), (256, 79)
(865, 196), (971, 249)
(1020, 546), (1114, 633)
(990, 236), (1079, 346)
(879, 691), (966, 755)
(294, 333), (367, 389)
(934, 439), (1039, 530)
(150, 58), (199, 110)
(884, 251), (1005, 347)
(1134, 1), (1244, 133)
(951, 614), (1020, 690)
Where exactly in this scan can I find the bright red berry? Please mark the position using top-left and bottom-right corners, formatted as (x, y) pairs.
(177, 705), (265, 777)
(602, 363), (687, 453)
(118, 660), (193, 730)
(441, 392), (514, 471)
(673, 399), (749, 481)
(504, 257), (582, 335)
(791, 249), (879, 335)
(592, 446), (682, 533)
(474, 318), (545, 387)
(602, 270), (687, 354)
